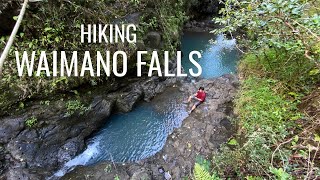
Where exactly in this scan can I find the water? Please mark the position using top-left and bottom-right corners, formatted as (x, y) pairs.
(54, 88), (188, 177)
(54, 32), (239, 178)
(182, 32), (239, 78)
(84, 90), (188, 163)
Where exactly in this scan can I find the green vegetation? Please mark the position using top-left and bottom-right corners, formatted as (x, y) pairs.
(114, 174), (120, 180)
(104, 164), (112, 173)
(194, 156), (221, 180)
(193, 0), (320, 179)
(213, 0), (320, 65)
(0, 0), (189, 116)
(194, 163), (220, 180)
(25, 116), (38, 128)
(2, 0), (319, 178)
(137, 0), (187, 52)
(65, 100), (89, 116)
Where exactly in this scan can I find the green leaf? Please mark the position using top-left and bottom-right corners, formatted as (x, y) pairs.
(13, 16), (18, 20)
(228, 138), (238, 145)
(0, 36), (5, 41)
(288, 92), (298, 98)
(309, 69), (319, 76)
(269, 167), (292, 180)
(194, 163), (214, 180)
(315, 134), (320, 142)
(44, 27), (53, 32)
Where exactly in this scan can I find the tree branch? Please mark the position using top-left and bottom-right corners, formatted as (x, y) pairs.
(0, 0), (29, 78)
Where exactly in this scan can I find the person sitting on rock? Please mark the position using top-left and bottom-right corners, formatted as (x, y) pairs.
(187, 86), (206, 114)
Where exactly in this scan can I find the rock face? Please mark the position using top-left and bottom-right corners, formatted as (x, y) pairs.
(62, 74), (239, 179)
(0, 96), (114, 179)
(184, 18), (219, 32)
(0, 75), (179, 179)
(187, 0), (223, 19)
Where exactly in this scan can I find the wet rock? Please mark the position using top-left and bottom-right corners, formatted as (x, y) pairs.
(141, 77), (167, 101)
(113, 12), (141, 25)
(183, 17), (221, 32)
(112, 83), (143, 113)
(0, 145), (6, 175)
(57, 138), (83, 164)
(185, 22), (192, 29)
(62, 162), (130, 180)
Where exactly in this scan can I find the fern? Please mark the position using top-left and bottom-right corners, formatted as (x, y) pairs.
(194, 163), (213, 180)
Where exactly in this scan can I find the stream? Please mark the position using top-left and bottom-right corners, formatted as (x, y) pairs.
(53, 32), (239, 178)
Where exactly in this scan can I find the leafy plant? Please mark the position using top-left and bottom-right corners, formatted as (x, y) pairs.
(227, 138), (238, 145)
(213, 0), (320, 68)
(194, 163), (221, 180)
(138, 0), (187, 53)
(246, 176), (263, 180)
(130, 0), (140, 6)
(0, 0), (190, 115)
(25, 116), (38, 128)
(65, 100), (89, 116)
(270, 167), (292, 180)
(195, 155), (211, 172)
(210, 0), (320, 179)
(104, 164), (112, 173)
(114, 175), (120, 180)
(40, 100), (50, 106)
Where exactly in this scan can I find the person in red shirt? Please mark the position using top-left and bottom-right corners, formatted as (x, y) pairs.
(187, 86), (206, 114)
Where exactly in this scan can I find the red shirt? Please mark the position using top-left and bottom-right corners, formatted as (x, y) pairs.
(196, 91), (206, 102)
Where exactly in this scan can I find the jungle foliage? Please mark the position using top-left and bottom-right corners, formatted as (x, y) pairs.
(0, 0), (189, 115)
(202, 0), (320, 179)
